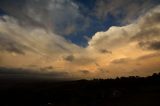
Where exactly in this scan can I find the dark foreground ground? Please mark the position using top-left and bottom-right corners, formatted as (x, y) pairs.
(0, 73), (160, 106)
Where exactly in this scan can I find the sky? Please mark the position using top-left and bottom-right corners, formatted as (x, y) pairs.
(0, 0), (160, 79)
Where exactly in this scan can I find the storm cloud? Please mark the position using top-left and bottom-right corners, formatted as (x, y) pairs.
(0, 1), (160, 79)
(94, 0), (158, 24)
(0, 67), (70, 79)
(0, 33), (27, 54)
(0, 0), (87, 36)
(139, 41), (160, 50)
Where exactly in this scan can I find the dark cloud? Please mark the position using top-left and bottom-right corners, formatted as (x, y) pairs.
(141, 12), (160, 26)
(0, 33), (27, 54)
(133, 28), (160, 41)
(0, 0), (159, 48)
(132, 12), (160, 41)
(94, 0), (158, 24)
(99, 49), (112, 54)
(0, 67), (70, 79)
(149, 41), (160, 50)
(129, 7), (160, 52)
(64, 55), (75, 62)
(0, 0), (87, 36)
(139, 41), (160, 50)
(79, 70), (90, 74)
(64, 54), (95, 65)
(0, 0), (44, 28)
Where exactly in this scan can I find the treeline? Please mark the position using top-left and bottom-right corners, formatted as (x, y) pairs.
(0, 72), (160, 106)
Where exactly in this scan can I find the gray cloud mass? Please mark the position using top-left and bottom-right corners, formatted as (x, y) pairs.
(0, 0), (160, 78)
(0, 0), (86, 36)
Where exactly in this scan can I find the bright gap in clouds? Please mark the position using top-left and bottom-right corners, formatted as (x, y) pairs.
(0, 0), (160, 79)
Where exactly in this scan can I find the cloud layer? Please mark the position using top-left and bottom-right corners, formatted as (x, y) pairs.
(0, 1), (160, 79)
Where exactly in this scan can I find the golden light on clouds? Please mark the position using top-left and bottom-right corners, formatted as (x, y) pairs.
(0, 3), (160, 79)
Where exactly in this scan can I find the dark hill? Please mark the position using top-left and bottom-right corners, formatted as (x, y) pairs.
(0, 73), (160, 106)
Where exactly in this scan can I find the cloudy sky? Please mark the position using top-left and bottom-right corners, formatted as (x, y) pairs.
(0, 0), (160, 79)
